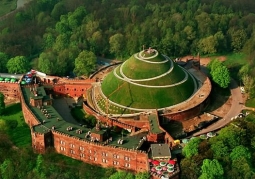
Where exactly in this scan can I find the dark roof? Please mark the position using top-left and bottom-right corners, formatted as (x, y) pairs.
(151, 144), (171, 159)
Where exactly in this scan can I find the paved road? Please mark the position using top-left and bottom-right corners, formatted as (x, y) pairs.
(193, 78), (244, 136)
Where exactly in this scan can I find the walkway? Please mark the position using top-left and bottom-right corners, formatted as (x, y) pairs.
(193, 78), (244, 136)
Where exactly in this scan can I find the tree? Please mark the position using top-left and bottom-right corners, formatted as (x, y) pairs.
(73, 50), (96, 77)
(0, 159), (15, 179)
(0, 52), (9, 73)
(208, 59), (231, 88)
(182, 137), (201, 158)
(0, 93), (5, 115)
(230, 145), (251, 161)
(38, 51), (57, 75)
(210, 140), (229, 159)
(6, 56), (30, 74)
(109, 33), (125, 58)
(199, 159), (224, 179)
(242, 75), (254, 97)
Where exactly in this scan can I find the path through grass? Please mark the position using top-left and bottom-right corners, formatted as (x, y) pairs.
(0, 0), (17, 16)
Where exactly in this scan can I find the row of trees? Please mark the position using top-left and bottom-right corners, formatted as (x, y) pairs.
(1, 0), (255, 76)
(181, 114), (255, 179)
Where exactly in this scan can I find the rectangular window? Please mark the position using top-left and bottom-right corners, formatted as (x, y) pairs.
(124, 156), (130, 161)
(60, 147), (65, 151)
(125, 163), (130, 168)
(80, 153), (85, 158)
(102, 158), (107, 163)
(70, 144), (75, 148)
(113, 161), (119, 165)
(60, 140), (65, 145)
(80, 147), (84, 151)
(102, 152), (108, 157)
(113, 154), (119, 159)
(70, 150), (75, 154)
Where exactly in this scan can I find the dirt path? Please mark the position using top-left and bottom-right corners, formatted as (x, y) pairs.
(0, 0), (32, 21)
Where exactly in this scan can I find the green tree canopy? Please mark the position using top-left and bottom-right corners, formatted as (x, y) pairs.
(74, 50), (96, 77)
(0, 52), (9, 73)
(182, 137), (201, 158)
(0, 93), (5, 116)
(208, 59), (231, 88)
(6, 56), (30, 74)
(199, 159), (224, 179)
(230, 145), (251, 161)
(109, 33), (125, 58)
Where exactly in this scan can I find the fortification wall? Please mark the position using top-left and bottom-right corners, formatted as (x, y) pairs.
(52, 130), (149, 172)
(83, 104), (135, 131)
(162, 99), (207, 121)
(31, 129), (52, 153)
(53, 83), (92, 98)
(20, 87), (41, 126)
(0, 82), (20, 99)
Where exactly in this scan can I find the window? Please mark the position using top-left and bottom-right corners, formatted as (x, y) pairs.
(60, 140), (65, 145)
(70, 144), (75, 148)
(113, 161), (119, 165)
(124, 156), (130, 161)
(70, 150), (75, 154)
(102, 158), (108, 163)
(80, 147), (84, 151)
(89, 150), (92, 153)
(60, 147), (65, 151)
(80, 153), (85, 158)
(102, 152), (108, 157)
(113, 154), (119, 159)
(125, 163), (130, 168)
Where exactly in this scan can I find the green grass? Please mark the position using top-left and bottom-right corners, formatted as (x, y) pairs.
(246, 98), (255, 108)
(71, 107), (86, 121)
(1, 103), (31, 147)
(100, 61), (195, 112)
(223, 53), (247, 67)
(223, 53), (247, 81)
(0, 0), (17, 16)
(121, 55), (171, 79)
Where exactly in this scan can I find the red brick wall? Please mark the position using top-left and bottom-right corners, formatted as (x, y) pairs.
(52, 131), (149, 172)
(163, 103), (202, 121)
(53, 83), (92, 98)
(31, 130), (52, 153)
(0, 82), (20, 99)
(20, 88), (40, 126)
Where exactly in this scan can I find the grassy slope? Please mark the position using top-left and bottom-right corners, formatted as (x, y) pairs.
(1, 103), (31, 147)
(0, 0), (17, 16)
(101, 68), (195, 110)
(121, 55), (171, 79)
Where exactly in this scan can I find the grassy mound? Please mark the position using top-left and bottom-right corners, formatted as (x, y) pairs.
(99, 50), (197, 113)
(121, 54), (170, 79)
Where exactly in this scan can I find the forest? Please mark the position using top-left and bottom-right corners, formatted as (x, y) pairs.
(180, 112), (255, 179)
(0, 0), (255, 77)
(1, 0), (255, 178)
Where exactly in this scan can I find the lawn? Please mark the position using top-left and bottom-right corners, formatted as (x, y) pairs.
(0, 0), (17, 16)
(1, 103), (31, 147)
(223, 53), (247, 81)
(223, 53), (247, 67)
(246, 98), (255, 108)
